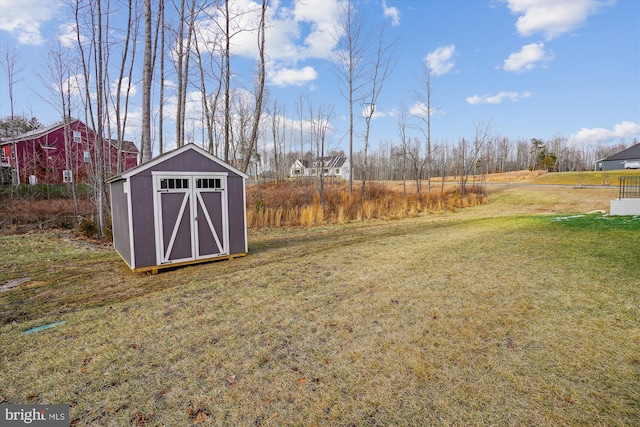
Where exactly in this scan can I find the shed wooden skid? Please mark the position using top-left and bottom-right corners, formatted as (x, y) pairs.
(109, 144), (248, 273)
(119, 252), (247, 275)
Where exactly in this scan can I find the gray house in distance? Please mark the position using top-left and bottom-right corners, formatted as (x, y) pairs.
(596, 142), (640, 171)
(108, 144), (248, 273)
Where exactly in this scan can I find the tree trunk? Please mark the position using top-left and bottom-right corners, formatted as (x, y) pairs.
(141, 0), (153, 162)
(242, 0), (267, 173)
(158, 0), (165, 155)
(223, 0), (231, 162)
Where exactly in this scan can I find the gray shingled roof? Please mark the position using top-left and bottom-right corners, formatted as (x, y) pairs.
(315, 156), (347, 167)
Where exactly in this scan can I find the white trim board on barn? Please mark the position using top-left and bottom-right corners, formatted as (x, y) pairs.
(109, 144), (248, 273)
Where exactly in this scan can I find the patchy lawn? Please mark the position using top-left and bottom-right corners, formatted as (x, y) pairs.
(1, 186), (639, 426)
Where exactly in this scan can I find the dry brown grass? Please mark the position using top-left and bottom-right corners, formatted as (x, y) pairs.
(246, 180), (486, 228)
(1, 180), (638, 426)
(0, 198), (94, 231)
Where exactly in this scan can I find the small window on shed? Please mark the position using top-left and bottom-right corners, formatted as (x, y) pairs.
(73, 131), (82, 143)
(160, 178), (190, 190)
(83, 151), (91, 163)
(196, 178), (222, 189)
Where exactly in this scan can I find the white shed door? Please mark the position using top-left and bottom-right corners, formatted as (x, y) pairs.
(153, 174), (228, 265)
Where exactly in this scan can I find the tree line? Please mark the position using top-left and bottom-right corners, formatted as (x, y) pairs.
(256, 120), (632, 190)
(2, 0), (272, 237)
(1, 0), (634, 237)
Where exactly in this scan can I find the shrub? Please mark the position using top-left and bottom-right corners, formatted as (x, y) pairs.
(78, 218), (99, 239)
(103, 215), (113, 242)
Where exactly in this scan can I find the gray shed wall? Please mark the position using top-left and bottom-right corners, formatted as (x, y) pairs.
(227, 177), (247, 254)
(151, 149), (235, 174)
(110, 180), (132, 266)
(130, 174), (157, 268)
(598, 158), (640, 171)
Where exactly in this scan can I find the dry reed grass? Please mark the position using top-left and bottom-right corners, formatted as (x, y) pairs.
(246, 180), (486, 229)
(1, 201), (638, 426)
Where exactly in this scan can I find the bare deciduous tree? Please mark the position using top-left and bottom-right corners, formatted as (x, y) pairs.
(0, 45), (24, 125)
(412, 58), (436, 196)
(309, 103), (334, 206)
(192, 12), (223, 156)
(268, 99), (284, 180)
(333, 0), (369, 194)
(71, 0), (108, 237)
(360, 24), (396, 197)
(38, 39), (80, 215)
(398, 105), (426, 195)
(69, 0), (128, 237)
(158, 0), (166, 155)
(1, 45), (25, 221)
(459, 120), (491, 195)
(173, 0), (198, 148)
(112, 0), (141, 170)
(141, 0), (153, 162)
(242, 0), (268, 173)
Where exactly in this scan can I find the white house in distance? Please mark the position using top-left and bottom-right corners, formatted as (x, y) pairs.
(289, 156), (350, 180)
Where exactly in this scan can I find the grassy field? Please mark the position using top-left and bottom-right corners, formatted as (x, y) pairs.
(1, 177), (639, 426)
(529, 169), (640, 186)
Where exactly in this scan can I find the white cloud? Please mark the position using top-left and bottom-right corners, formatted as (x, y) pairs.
(51, 74), (85, 100)
(0, 0), (60, 45)
(466, 91), (531, 105)
(108, 109), (142, 145)
(360, 104), (395, 119)
(409, 102), (439, 118)
(361, 104), (375, 118)
(376, 108), (397, 119)
(383, 0), (400, 27)
(163, 91), (203, 124)
(569, 121), (640, 145)
(53, 73), (84, 98)
(110, 77), (138, 99)
(287, 0), (343, 61)
(269, 66), (318, 87)
(193, 0), (342, 89)
(163, 79), (178, 90)
(426, 45), (455, 76)
(196, 0), (343, 62)
(504, 0), (608, 40)
(58, 23), (83, 48)
(503, 42), (553, 72)
(196, 0), (272, 60)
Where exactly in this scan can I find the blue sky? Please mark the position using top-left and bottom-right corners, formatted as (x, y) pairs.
(0, 0), (638, 156)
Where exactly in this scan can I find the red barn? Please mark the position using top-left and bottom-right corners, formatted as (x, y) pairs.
(0, 119), (138, 185)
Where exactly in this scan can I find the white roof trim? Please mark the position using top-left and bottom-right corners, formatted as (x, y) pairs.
(111, 143), (249, 181)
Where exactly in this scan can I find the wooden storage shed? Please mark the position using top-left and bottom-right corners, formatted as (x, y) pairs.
(108, 144), (248, 273)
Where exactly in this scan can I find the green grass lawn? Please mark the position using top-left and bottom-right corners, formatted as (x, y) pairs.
(530, 169), (640, 186)
(1, 187), (639, 426)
